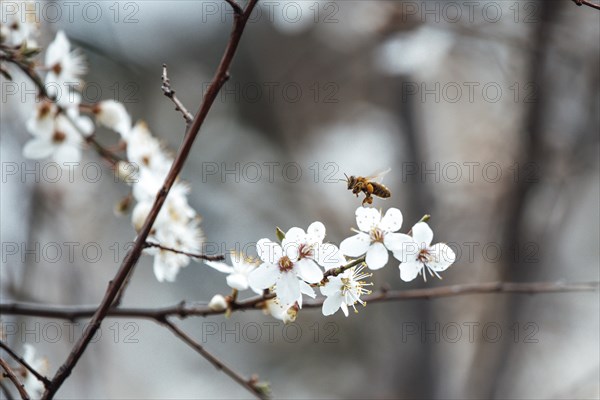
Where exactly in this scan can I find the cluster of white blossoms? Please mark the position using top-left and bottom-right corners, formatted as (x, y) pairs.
(206, 207), (456, 319)
(6, 25), (203, 282)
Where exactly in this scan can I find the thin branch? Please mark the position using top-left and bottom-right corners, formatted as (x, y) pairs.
(2, 281), (597, 321)
(572, 0), (600, 10)
(144, 242), (225, 261)
(225, 0), (244, 15)
(41, 1), (260, 398)
(161, 64), (194, 125)
(0, 357), (30, 400)
(0, 342), (50, 388)
(162, 319), (268, 399)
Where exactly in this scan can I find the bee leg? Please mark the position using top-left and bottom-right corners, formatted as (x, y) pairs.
(362, 195), (373, 206)
(366, 183), (374, 195)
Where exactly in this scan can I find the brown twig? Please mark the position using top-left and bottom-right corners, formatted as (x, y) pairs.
(572, 0), (600, 10)
(161, 64), (194, 125)
(1, 281), (597, 322)
(162, 319), (268, 399)
(0, 342), (50, 388)
(0, 357), (30, 400)
(40, 1), (260, 398)
(224, 0), (244, 15)
(144, 242), (225, 261)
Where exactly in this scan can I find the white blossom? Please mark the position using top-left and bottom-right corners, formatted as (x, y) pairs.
(339, 207), (408, 270)
(206, 253), (260, 292)
(0, 1), (38, 47)
(22, 110), (92, 163)
(125, 121), (171, 175)
(264, 299), (297, 323)
(93, 100), (132, 139)
(44, 30), (86, 101)
(22, 344), (48, 397)
(145, 221), (203, 282)
(320, 264), (372, 317)
(392, 222), (456, 282)
(248, 230), (325, 305)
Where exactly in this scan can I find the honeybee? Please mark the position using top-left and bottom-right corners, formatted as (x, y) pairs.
(344, 168), (392, 206)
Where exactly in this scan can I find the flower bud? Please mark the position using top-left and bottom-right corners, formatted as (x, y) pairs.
(208, 294), (228, 312)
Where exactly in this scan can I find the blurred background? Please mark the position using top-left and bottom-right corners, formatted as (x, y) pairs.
(1, 0), (599, 398)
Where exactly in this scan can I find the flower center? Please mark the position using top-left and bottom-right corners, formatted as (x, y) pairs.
(278, 256), (294, 272)
(298, 243), (314, 259)
(370, 228), (384, 243)
(52, 130), (66, 143)
(39, 102), (52, 118)
(417, 248), (433, 264)
(52, 63), (62, 76)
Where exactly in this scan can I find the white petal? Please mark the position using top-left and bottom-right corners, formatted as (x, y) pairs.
(320, 276), (342, 296)
(276, 272), (301, 305)
(299, 280), (316, 298)
(322, 293), (343, 316)
(428, 243), (456, 272)
(379, 207), (403, 232)
(53, 144), (81, 163)
(205, 261), (234, 274)
(412, 222), (433, 247)
(256, 239), (282, 263)
(340, 303), (349, 317)
(391, 238), (421, 263)
(316, 243), (344, 269)
(339, 233), (371, 257)
(383, 232), (414, 252)
(283, 227), (306, 246)
(365, 242), (389, 270)
(226, 273), (249, 290)
(399, 260), (423, 282)
(307, 221), (326, 243)
(248, 263), (279, 290)
(355, 207), (381, 232)
(295, 258), (323, 283)
(23, 139), (54, 159)
(153, 255), (177, 282)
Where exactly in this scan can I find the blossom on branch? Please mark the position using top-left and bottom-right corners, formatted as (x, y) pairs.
(22, 344), (48, 397)
(44, 31), (87, 102)
(320, 264), (373, 316)
(340, 207), (409, 270)
(392, 222), (456, 282)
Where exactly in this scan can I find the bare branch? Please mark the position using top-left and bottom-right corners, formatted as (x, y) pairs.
(41, 1), (260, 397)
(144, 242), (225, 261)
(0, 342), (50, 388)
(572, 0), (600, 10)
(0, 357), (30, 400)
(162, 320), (268, 399)
(2, 281), (597, 322)
(161, 64), (194, 124)
(224, 0), (243, 15)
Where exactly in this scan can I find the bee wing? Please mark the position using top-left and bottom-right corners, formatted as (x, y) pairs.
(365, 167), (391, 182)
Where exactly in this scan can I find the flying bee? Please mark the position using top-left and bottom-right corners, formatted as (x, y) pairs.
(344, 168), (392, 206)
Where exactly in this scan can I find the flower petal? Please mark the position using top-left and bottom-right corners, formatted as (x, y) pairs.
(276, 271), (301, 305)
(399, 260), (422, 282)
(283, 227), (306, 247)
(226, 273), (249, 290)
(248, 263), (279, 290)
(299, 280), (316, 298)
(53, 144), (81, 163)
(392, 236), (421, 263)
(379, 207), (403, 232)
(316, 243), (344, 269)
(205, 261), (234, 274)
(365, 242), (389, 270)
(322, 293), (343, 316)
(320, 276), (342, 297)
(307, 221), (326, 243)
(340, 233), (371, 257)
(22, 139), (54, 159)
(383, 232), (414, 252)
(428, 243), (456, 272)
(412, 222), (433, 248)
(295, 258), (323, 283)
(256, 239), (282, 263)
(355, 207), (381, 232)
